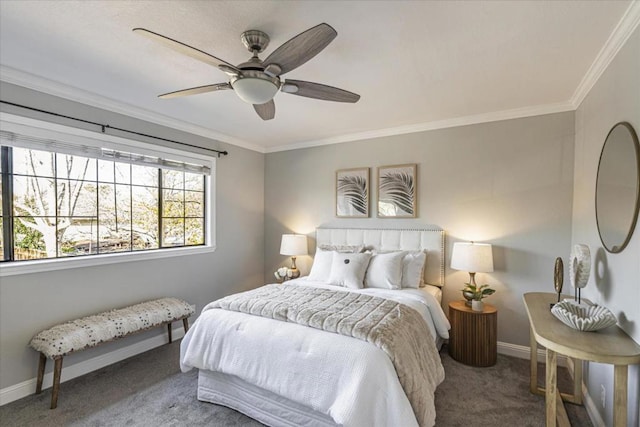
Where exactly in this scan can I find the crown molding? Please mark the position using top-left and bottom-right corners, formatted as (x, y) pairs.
(570, 1), (640, 109)
(0, 65), (265, 153)
(0, 66), (575, 155)
(265, 101), (575, 153)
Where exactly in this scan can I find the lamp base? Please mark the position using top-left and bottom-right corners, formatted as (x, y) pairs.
(287, 268), (300, 279)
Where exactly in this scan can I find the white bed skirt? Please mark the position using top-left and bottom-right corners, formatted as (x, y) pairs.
(198, 370), (339, 427)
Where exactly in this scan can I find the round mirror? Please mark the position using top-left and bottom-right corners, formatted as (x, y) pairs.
(595, 122), (640, 253)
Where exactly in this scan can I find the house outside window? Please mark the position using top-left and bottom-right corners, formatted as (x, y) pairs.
(0, 114), (216, 276)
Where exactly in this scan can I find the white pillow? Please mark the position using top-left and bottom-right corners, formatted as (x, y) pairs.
(308, 248), (334, 281)
(402, 251), (427, 288)
(328, 252), (372, 289)
(365, 251), (405, 289)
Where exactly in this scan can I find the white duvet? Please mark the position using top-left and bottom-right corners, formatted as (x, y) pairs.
(180, 279), (451, 427)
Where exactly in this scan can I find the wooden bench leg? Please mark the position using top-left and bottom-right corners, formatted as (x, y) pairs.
(50, 357), (63, 409)
(183, 317), (189, 333)
(36, 353), (46, 394)
(167, 323), (173, 343)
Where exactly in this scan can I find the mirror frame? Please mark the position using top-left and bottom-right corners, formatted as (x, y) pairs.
(595, 121), (640, 253)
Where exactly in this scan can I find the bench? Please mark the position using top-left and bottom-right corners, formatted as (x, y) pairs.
(29, 297), (195, 409)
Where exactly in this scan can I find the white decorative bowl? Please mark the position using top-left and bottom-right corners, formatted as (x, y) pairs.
(551, 300), (617, 332)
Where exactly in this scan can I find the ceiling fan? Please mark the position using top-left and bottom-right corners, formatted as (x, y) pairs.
(133, 23), (360, 121)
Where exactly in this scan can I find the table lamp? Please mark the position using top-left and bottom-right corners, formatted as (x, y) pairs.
(451, 242), (494, 305)
(280, 234), (308, 279)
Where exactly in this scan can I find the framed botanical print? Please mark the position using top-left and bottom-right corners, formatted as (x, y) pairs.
(336, 167), (370, 217)
(377, 164), (417, 218)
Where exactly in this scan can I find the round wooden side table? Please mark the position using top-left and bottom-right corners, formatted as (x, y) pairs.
(448, 300), (497, 367)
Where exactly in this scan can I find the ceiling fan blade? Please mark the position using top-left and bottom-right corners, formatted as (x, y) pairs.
(263, 23), (337, 75)
(282, 80), (360, 103)
(158, 83), (231, 99)
(253, 100), (275, 120)
(133, 28), (241, 75)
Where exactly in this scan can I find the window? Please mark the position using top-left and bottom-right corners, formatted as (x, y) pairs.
(0, 114), (216, 275)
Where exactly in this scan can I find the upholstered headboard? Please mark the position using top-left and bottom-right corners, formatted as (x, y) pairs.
(316, 227), (445, 287)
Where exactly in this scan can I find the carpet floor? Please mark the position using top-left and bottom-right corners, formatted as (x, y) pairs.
(0, 341), (592, 426)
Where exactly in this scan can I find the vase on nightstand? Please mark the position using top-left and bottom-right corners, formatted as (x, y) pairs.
(472, 300), (484, 312)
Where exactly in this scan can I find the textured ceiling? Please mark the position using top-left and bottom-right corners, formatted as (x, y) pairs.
(0, 1), (634, 152)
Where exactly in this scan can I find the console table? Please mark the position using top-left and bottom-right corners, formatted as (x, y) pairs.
(523, 292), (640, 427)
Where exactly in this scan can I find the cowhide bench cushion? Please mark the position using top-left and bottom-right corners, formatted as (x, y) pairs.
(29, 297), (194, 409)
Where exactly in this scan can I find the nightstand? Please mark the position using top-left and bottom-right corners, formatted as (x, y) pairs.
(448, 300), (497, 367)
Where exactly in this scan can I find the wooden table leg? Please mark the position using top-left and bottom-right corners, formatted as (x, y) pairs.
(50, 357), (63, 409)
(572, 358), (583, 405)
(36, 353), (46, 394)
(183, 317), (189, 333)
(613, 365), (628, 427)
(167, 323), (173, 343)
(530, 326), (538, 394)
(546, 349), (557, 427)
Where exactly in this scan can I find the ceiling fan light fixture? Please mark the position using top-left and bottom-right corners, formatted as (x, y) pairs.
(231, 73), (280, 104)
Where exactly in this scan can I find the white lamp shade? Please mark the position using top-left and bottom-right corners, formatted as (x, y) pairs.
(451, 242), (494, 273)
(280, 234), (308, 256)
(231, 77), (279, 104)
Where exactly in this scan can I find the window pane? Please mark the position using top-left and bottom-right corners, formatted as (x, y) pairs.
(115, 163), (131, 184)
(185, 218), (204, 245)
(132, 164), (158, 187)
(185, 191), (204, 217)
(131, 186), (158, 250)
(99, 232), (131, 253)
(57, 180), (97, 217)
(13, 216), (50, 260)
(56, 154), (97, 181)
(162, 189), (184, 217)
(162, 170), (183, 190)
(58, 217), (98, 257)
(98, 160), (115, 183)
(13, 176), (56, 217)
(98, 184), (132, 253)
(162, 218), (184, 247)
(12, 148), (55, 177)
(184, 172), (204, 191)
(98, 184), (132, 221)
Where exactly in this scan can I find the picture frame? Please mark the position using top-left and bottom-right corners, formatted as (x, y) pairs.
(377, 163), (417, 218)
(336, 167), (370, 217)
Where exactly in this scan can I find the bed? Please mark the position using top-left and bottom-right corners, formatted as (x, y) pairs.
(180, 227), (450, 427)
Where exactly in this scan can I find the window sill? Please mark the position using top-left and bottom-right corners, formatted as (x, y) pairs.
(0, 245), (217, 277)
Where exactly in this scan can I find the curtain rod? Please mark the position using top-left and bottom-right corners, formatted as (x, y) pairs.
(0, 100), (229, 157)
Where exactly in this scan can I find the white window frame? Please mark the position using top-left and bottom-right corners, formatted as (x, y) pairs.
(0, 113), (216, 277)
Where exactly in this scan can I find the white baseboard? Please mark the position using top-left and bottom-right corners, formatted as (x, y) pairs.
(0, 326), (185, 406)
(497, 341), (568, 367)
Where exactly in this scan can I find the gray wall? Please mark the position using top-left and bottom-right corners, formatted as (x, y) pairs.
(0, 82), (265, 389)
(265, 111), (575, 347)
(572, 27), (640, 426)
